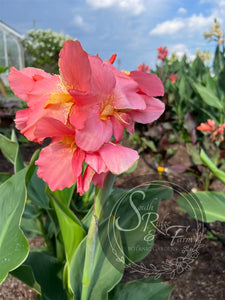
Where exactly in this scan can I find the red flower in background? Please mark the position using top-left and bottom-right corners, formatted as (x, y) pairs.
(197, 119), (216, 132)
(137, 63), (150, 73)
(169, 73), (179, 83)
(157, 46), (168, 60)
(197, 119), (225, 142)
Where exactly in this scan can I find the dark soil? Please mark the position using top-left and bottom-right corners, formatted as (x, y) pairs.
(116, 144), (225, 300)
(0, 143), (225, 300)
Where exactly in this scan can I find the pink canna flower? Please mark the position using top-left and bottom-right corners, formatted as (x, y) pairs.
(104, 62), (165, 134)
(9, 40), (164, 193)
(157, 46), (168, 60)
(8, 68), (71, 142)
(169, 73), (179, 83)
(34, 117), (138, 193)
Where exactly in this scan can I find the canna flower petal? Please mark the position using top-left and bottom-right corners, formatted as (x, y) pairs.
(129, 96), (165, 123)
(75, 112), (113, 152)
(130, 71), (164, 97)
(72, 148), (85, 178)
(15, 102), (73, 142)
(105, 62), (146, 110)
(8, 67), (52, 102)
(88, 55), (116, 95)
(34, 117), (75, 139)
(69, 104), (91, 130)
(85, 152), (107, 174)
(59, 40), (91, 91)
(92, 172), (109, 189)
(99, 143), (139, 174)
(9, 39), (165, 193)
(35, 142), (77, 191)
(111, 114), (128, 142)
(77, 166), (95, 195)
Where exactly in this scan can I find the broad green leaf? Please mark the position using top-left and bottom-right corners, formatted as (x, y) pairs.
(199, 107), (219, 123)
(122, 160), (138, 174)
(69, 230), (123, 300)
(82, 205), (94, 230)
(192, 56), (206, 78)
(23, 251), (67, 299)
(193, 82), (223, 109)
(25, 150), (49, 209)
(52, 196), (86, 263)
(213, 45), (222, 76)
(25, 149), (40, 185)
(200, 149), (225, 184)
(0, 66), (8, 73)
(9, 130), (24, 172)
(50, 184), (75, 207)
(141, 138), (157, 152)
(205, 73), (216, 92)
(21, 216), (43, 238)
(177, 191), (225, 222)
(0, 173), (11, 184)
(0, 168), (29, 283)
(218, 65), (225, 93)
(179, 76), (186, 99)
(109, 277), (173, 300)
(11, 265), (41, 294)
(102, 186), (173, 264)
(27, 168), (49, 209)
(51, 195), (86, 292)
(0, 133), (24, 173)
(186, 143), (202, 165)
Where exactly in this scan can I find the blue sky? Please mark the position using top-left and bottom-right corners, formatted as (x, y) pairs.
(1, 0), (224, 70)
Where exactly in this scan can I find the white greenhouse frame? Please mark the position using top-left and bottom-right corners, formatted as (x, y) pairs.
(0, 20), (24, 85)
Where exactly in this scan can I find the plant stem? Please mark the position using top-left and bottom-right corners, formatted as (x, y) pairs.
(204, 175), (209, 191)
(219, 110), (223, 124)
(81, 214), (98, 300)
(94, 172), (116, 219)
(81, 172), (116, 299)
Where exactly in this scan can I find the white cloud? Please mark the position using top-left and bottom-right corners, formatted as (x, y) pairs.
(73, 15), (91, 31)
(150, 14), (214, 36)
(211, 0), (225, 22)
(169, 44), (195, 61)
(177, 7), (187, 14)
(187, 14), (213, 32)
(86, 0), (145, 15)
(150, 19), (185, 35)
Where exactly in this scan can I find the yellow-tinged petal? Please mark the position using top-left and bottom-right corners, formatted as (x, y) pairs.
(121, 70), (130, 76)
(44, 93), (74, 108)
(61, 136), (77, 151)
(100, 104), (114, 120)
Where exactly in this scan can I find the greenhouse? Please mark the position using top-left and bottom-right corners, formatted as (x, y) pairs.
(0, 20), (24, 85)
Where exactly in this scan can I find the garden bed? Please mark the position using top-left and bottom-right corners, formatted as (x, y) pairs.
(0, 144), (225, 299)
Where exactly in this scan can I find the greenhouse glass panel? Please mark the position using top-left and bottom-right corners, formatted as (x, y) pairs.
(6, 34), (20, 69)
(0, 29), (5, 67)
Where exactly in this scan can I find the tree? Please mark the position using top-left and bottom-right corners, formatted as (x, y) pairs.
(23, 29), (72, 74)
